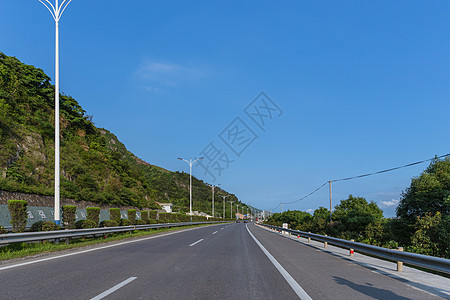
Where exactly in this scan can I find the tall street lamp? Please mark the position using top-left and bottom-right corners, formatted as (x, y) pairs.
(221, 195), (229, 219)
(39, 0), (73, 225)
(206, 183), (220, 218)
(230, 201), (234, 220)
(178, 157), (204, 218)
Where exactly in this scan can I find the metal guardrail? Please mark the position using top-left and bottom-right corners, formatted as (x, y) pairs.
(0, 221), (226, 245)
(259, 223), (450, 275)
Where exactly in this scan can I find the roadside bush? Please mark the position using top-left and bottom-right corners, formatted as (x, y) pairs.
(109, 208), (121, 224)
(178, 214), (190, 222)
(141, 210), (148, 222)
(0, 225), (7, 234)
(147, 219), (157, 224)
(127, 209), (136, 225)
(8, 200), (28, 233)
(86, 207), (100, 225)
(159, 212), (169, 220)
(31, 221), (59, 232)
(42, 221), (59, 231)
(62, 205), (77, 229)
(100, 220), (119, 227)
(75, 219), (97, 229)
(30, 221), (45, 232)
(120, 219), (132, 226)
(191, 216), (207, 222)
(136, 219), (146, 225)
(149, 210), (157, 219)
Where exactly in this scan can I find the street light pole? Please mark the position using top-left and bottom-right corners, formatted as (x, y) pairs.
(221, 195), (229, 219)
(178, 157), (204, 219)
(206, 183), (220, 218)
(230, 201), (234, 220)
(38, 0), (73, 225)
(329, 180), (333, 222)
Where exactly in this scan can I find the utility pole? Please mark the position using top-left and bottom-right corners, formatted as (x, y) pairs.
(38, 0), (73, 225)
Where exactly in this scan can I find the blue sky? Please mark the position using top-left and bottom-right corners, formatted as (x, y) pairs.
(1, 1), (449, 217)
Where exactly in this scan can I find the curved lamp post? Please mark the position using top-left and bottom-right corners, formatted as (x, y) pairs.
(230, 201), (234, 220)
(206, 183), (220, 218)
(38, 0), (73, 225)
(221, 195), (230, 219)
(178, 157), (204, 217)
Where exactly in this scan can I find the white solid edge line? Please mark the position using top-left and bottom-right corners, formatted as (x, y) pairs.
(246, 224), (312, 300)
(90, 277), (137, 300)
(0, 226), (202, 271)
(189, 239), (204, 247)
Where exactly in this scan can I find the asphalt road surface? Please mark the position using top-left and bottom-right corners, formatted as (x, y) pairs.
(0, 223), (441, 299)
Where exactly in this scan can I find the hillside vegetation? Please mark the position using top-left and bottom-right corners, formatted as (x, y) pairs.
(0, 52), (243, 214)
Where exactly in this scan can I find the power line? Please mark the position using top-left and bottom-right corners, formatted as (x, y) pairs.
(270, 153), (450, 213)
(331, 153), (450, 183)
(283, 182), (328, 205)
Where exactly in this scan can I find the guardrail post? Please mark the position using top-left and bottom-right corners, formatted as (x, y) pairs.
(65, 237), (70, 245)
(324, 235), (327, 248)
(308, 232), (311, 243)
(350, 239), (354, 256)
(397, 247), (403, 272)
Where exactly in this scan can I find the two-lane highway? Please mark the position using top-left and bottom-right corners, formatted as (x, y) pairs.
(0, 223), (441, 299)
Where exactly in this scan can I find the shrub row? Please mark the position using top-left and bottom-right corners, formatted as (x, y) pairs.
(8, 200), (28, 233)
(6, 200), (221, 233)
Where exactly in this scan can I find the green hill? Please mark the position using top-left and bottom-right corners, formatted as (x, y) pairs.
(0, 51), (243, 214)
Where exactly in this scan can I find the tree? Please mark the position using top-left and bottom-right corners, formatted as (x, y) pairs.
(267, 210), (312, 229)
(330, 195), (383, 238)
(313, 206), (330, 220)
(394, 157), (450, 255)
(409, 212), (449, 258)
(396, 157), (450, 224)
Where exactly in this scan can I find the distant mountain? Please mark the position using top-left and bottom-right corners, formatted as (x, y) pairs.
(0, 52), (242, 214)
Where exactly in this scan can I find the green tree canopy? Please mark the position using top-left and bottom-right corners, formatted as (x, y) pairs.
(313, 206), (330, 220)
(396, 157), (450, 224)
(331, 195), (383, 237)
(268, 210), (312, 229)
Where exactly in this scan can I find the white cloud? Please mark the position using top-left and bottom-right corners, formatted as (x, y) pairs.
(141, 85), (164, 95)
(379, 199), (400, 207)
(134, 59), (208, 93)
(306, 209), (314, 213)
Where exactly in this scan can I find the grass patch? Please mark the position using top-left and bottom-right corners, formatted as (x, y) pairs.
(0, 223), (217, 261)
